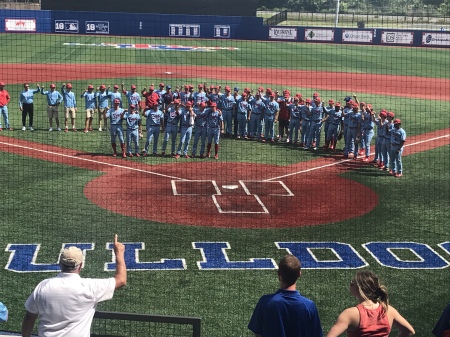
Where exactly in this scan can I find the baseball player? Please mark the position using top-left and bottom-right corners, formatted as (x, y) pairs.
(306, 97), (325, 150)
(389, 119), (406, 177)
(122, 83), (141, 109)
(124, 104), (142, 157)
(162, 85), (174, 111)
(288, 97), (302, 144)
(236, 92), (251, 139)
(343, 102), (362, 159)
(142, 104), (164, 156)
(262, 93), (279, 143)
(232, 87), (241, 137)
(193, 83), (208, 106)
(381, 111), (395, 171)
(207, 85), (222, 107)
(322, 99), (335, 149)
(300, 98), (312, 147)
(325, 102), (343, 151)
(0, 82), (11, 131)
(155, 83), (166, 109)
(106, 85), (123, 108)
(179, 85), (192, 105)
(175, 102), (195, 158)
(60, 83), (77, 132)
(373, 110), (387, 167)
(206, 102), (223, 160)
(105, 98), (126, 157)
(41, 83), (63, 132)
(220, 86), (236, 138)
(96, 85), (109, 131)
(191, 102), (208, 158)
(80, 85), (97, 133)
(342, 97), (354, 152)
(161, 99), (181, 157)
(361, 104), (376, 162)
(248, 92), (265, 140)
(19, 83), (40, 131)
(277, 91), (291, 142)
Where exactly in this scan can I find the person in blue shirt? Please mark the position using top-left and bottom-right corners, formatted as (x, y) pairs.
(389, 119), (406, 177)
(41, 83), (63, 132)
(248, 255), (323, 337)
(19, 83), (40, 131)
(81, 85), (97, 133)
(61, 83), (77, 132)
(96, 85), (109, 132)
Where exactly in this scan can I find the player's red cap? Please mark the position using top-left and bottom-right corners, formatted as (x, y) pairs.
(129, 104), (136, 109)
(50, 84), (56, 88)
(305, 98), (312, 103)
(352, 102), (359, 108)
(393, 118), (401, 124)
(299, 99), (305, 104)
(270, 93), (276, 98)
(189, 85), (194, 89)
(87, 85), (93, 89)
(66, 83), (72, 89)
(225, 86), (231, 91)
(258, 86), (264, 91)
(315, 97), (321, 103)
(0, 82), (4, 86)
(244, 87), (250, 93)
(295, 93), (302, 98)
(149, 85), (154, 90)
(242, 92), (248, 97)
(380, 111), (387, 117)
(266, 87), (272, 92)
(328, 99), (335, 104)
(114, 85), (119, 89)
(349, 99), (354, 105)
(199, 102), (207, 108)
(131, 85), (137, 89)
(209, 85), (214, 89)
(100, 84), (106, 89)
(335, 102), (341, 107)
(185, 102), (192, 107)
(216, 85), (220, 90)
(184, 85), (189, 89)
(198, 84), (203, 89)
(387, 111), (395, 117)
(210, 102), (217, 107)
(114, 98), (120, 104)
(159, 83), (164, 87)
(173, 99), (180, 104)
(313, 92), (319, 97)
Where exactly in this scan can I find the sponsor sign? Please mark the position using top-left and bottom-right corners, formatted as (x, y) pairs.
(304, 28), (334, 42)
(55, 20), (79, 34)
(63, 42), (238, 52)
(4, 241), (449, 272)
(214, 25), (230, 38)
(422, 32), (450, 46)
(169, 24), (200, 38)
(86, 21), (109, 34)
(5, 19), (36, 32)
(381, 31), (414, 44)
(269, 27), (297, 40)
(342, 30), (373, 43)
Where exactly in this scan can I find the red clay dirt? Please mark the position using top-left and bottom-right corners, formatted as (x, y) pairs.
(2, 63), (450, 101)
(1, 128), (448, 228)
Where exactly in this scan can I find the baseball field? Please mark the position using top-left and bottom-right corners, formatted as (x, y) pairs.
(0, 32), (449, 336)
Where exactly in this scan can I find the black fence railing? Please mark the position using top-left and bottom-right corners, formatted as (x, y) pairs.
(263, 10), (288, 25)
(91, 311), (201, 337)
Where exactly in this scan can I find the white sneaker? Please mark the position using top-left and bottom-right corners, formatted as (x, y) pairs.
(22, 126), (26, 131)
(98, 127), (102, 132)
(49, 127), (53, 132)
(29, 126), (34, 131)
(57, 128), (62, 131)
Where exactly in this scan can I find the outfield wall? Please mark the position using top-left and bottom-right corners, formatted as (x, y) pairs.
(0, 9), (449, 47)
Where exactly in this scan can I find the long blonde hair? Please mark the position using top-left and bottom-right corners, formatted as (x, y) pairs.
(354, 271), (389, 314)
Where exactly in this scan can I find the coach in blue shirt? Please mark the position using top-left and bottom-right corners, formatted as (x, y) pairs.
(248, 255), (323, 337)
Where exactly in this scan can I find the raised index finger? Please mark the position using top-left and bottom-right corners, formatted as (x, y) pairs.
(114, 234), (118, 244)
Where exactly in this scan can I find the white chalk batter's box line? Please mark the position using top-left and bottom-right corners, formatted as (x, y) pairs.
(171, 180), (294, 214)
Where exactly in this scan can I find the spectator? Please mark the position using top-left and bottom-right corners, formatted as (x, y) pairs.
(19, 82), (40, 131)
(326, 270), (414, 337)
(248, 255), (323, 337)
(22, 234), (126, 337)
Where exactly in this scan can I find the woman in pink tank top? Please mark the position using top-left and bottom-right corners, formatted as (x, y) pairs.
(326, 271), (415, 337)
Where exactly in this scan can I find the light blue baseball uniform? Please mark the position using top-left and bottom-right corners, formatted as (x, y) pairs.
(390, 126), (406, 174)
(105, 107), (125, 143)
(124, 111), (141, 154)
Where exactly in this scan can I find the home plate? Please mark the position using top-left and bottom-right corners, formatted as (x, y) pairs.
(222, 185), (239, 189)
(164, 71), (172, 74)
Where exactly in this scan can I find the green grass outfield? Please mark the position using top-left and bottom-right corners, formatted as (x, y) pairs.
(0, 33), (449, 336)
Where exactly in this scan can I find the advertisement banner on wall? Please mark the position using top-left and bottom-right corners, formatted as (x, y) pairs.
(422, 32), (450, 46)
(169, 24), (200, 37)
(5, 19), (36, 32)
(86, 21), (109, 34)
(269, 27), (297, 40)
(381, 31), (414, 44)
(55, 20), (79, 34)
(342, 30), (373, 43)
(214, 25), (230, 38)
(304, 29), (334, 41)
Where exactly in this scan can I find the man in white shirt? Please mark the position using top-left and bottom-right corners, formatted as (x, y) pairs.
(21, 234), (127, 337)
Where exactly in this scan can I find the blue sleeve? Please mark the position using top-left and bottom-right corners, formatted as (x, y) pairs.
(248, 298), (264, 335)
(309, 304), (323, 337)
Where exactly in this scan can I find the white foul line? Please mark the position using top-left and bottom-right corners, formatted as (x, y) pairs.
(0, 141), (185, 181)
(264, 134), (450, 182)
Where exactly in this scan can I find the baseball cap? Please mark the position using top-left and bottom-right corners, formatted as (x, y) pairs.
(352, 102), (359, 108)
(328, 99), (335, 104)
(380, 111), (387, 117)
(344, 96), (351, 102)
(335, 102), (341, 107)
(266, 87), (272, 92)
(50, 84), (56, 88)
(225, 86), (231, 91)
(114, 98), (120, 104)
(393, 118), (401, 124)
(234, 87), (239, 91)
(305, 98), (312, 103)
(258, 86), (264, 91)
(24, 82), (29, 87)
(295, 93), (302, 98)
(315, 98), (321, 103)
(242, 92), (248, 97)
(100, 84), (106, 90)
(387, 111), (395, 117)
(184, 85), (189, 89)
(129, 104), (136, 109)
(114, 85), (119, 89)
(87, 85), (94, 89)
(244, 87), (250, 92)
(209, 85), (214, 89)
(60, 246), (83, 267)
(66, 83), (72, 89)
(149, 85), (154, 90)
(131, 85), (137, 89)
(210, 102), (217, 107)
(185, 102), (192, 107)
(0, 82), (4, 86)
(173, 99), (180, 104)
(270, 93), (276, 98)
(189, 85), (194, 89)
(167, 85), (171, 89)
(159, 82), (165, 87)
(198, 84), (203, 89)
(199, 102), (207, 108)
(313, 92), (319, 97)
